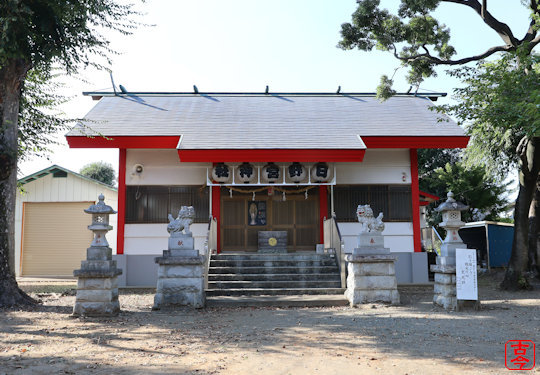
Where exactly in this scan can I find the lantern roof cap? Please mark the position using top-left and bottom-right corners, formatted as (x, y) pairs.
(85, 194), (117, 214)
(435, 191), (468, 212)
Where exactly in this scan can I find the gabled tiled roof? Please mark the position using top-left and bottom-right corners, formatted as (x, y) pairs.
(67, 94), (464, 150)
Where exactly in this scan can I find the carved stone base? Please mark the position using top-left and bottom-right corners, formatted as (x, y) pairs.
(168, 233), (195, 251)
(345, 254), (400, 306)
(431, 261), (457, 310)
(153, 255), (205, 309)
(73, 246), (122, 317)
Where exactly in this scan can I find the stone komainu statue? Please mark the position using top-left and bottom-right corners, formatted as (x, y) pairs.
(167, 206), (195, 235)
(356, 204), (385, 233)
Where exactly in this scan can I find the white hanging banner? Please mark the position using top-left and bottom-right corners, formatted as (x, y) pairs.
(456, 248), (478, 300)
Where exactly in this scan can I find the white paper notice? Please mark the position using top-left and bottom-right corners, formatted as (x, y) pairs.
(456, 248), (478, 300)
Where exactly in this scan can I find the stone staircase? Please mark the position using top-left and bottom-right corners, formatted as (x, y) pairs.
(206, 253), (347, 307)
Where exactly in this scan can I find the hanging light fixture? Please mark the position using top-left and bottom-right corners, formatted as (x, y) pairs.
(288, 162), (306, 183)
(236, 162), (256, 184)
(262, 163), (280, 184)
(212, 163), (230, 183)
(311, 162), (332, 183)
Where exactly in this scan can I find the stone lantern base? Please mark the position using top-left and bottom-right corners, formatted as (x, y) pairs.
(73, 246), (122, 317)
(431, 260), (457, 310)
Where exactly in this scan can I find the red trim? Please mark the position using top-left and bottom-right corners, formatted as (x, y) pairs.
(419, 190), (440, 201)
(117, 149), (127, 255)
(363, 136), (469, 149)
(319, 186), (328, 244)
(410, 149), (421, 252)
(66, 136), (179, 149)
(419, 201), (430, 207)
(178, 149), (365, 162)
(67, 135), (469, 151)
(212, 186), (221, 253)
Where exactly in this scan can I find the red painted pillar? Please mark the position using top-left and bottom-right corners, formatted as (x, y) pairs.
(212, 186), (221, 253)
(410, 149), (421, 252)
(117, 149), (126, 255)
(319, 185), (328, 244)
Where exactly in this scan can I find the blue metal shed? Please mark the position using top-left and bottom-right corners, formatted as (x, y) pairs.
(458, 221), (514, 269)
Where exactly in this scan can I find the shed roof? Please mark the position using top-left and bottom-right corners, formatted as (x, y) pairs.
(67, 93), (465, 150)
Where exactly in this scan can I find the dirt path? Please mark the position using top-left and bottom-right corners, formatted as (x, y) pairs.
(1, 272), (539, 374)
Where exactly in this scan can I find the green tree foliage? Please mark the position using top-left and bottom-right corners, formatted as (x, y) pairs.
(18, 68), (71, 161)
(417, 148), (461, 180)
(339, 0), (540, 289)
(436, 53), (540, 283)
(0, 0), (141, 307)
(339, 0), (540, 97)
(437, 54), (540, 176)
(80, 161), (116, 186)
(422, 161), (510, 225)
(418, 149), (510, 230)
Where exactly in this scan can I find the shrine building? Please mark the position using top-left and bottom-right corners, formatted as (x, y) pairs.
(66, 91), (468, 287)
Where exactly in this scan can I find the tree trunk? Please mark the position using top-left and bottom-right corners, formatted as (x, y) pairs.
(501, 137), (540, 290)
(529, 175), (540, 278)
(0, 59), (36, 307)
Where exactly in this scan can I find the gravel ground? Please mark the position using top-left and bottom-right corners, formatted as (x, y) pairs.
(1, 271), (539, 375)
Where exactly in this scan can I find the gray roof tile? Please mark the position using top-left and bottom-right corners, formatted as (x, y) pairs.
(67, 95), (464, 149)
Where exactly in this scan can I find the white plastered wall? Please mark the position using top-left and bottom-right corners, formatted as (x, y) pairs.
(15, 173), (118, 276)
(123, 149), (414, 254)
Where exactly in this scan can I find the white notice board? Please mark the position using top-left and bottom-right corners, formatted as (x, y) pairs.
(456, 248), (478, 300)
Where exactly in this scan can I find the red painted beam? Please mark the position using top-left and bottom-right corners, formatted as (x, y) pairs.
(319, 186), (328, 245)
(419, 190), (440, 201)
(178, 149), (366, 162)
(66, 136), (179, 149)
(117, 149), (126, 255)
(67, 135), (469, 151)
(363, 136), (469, 149)
(410, 149), (421, 252)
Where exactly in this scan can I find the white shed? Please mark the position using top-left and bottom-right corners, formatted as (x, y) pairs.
(15, 165), (118, 277)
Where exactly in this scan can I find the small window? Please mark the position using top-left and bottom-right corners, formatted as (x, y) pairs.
(52, 170), (68, 178)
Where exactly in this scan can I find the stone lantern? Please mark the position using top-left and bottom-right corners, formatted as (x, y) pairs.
(85, 194), (116, 247)
(435, 191), (469, 266)
(431, 191), (469, 310)
(73, 194), (122, 317)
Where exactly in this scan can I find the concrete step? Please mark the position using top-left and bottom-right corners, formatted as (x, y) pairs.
(206, 295), (349, 308)
(209, 266), (339, 274)
(210, 259), (337, 267)
(208, 273), (341, 282)
(206, 287), (346, 297)
(213, 254), (335, 261)
(208, 280), (342, 289)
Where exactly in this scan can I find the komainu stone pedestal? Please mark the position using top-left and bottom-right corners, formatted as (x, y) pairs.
(345, 253), (400, 306)
(153, 255), (205, 309)
(73, 246), (122, 317)
(154, 205), (205, 309)
(431, 263), (457, 310)
(345, 205), (399, 306)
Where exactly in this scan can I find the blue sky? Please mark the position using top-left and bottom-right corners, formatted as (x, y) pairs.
(19, 0), (534, 177)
